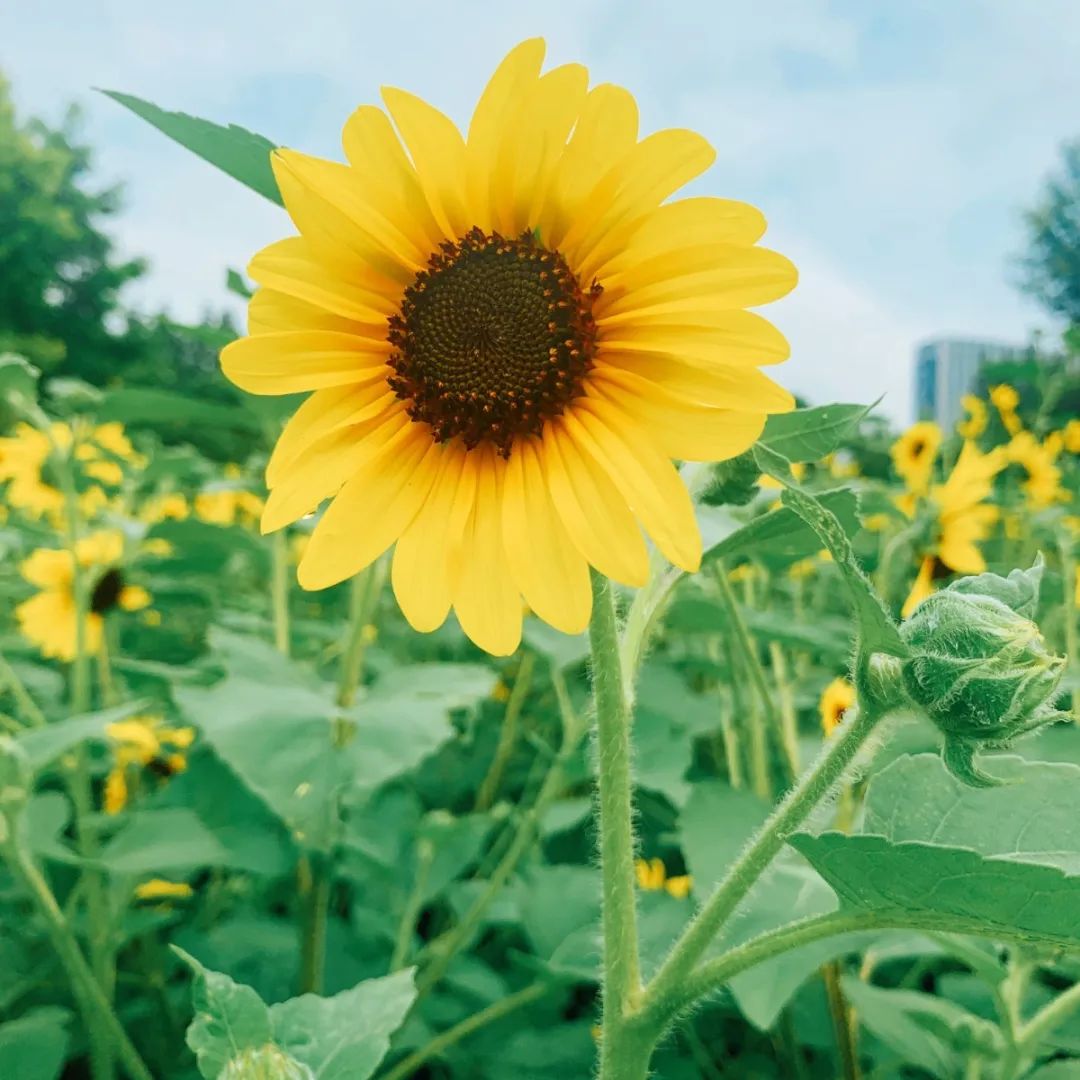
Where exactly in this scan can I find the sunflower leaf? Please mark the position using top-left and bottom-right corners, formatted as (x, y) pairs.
(99, 91), (282, 205)
(759, 401), (875, 463)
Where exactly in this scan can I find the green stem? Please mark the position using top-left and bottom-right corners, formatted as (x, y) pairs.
(475, 652), (535, 811)
(1059, 531), (1078, 723)
(337, 560), (386, 708)
(389, 840), (432, 972)
(0, 651), (48, 727)
(5, 844), (152, 1080)
(588, 571), (645, 1080)
(271, 530), (291, 657)
(768, 642), (802, 777)
(641, 702), (884, 1025)
(298, 854), (331, 995)
(619, 557), (681, 703)
(376, 981), (552, 1080)
(823, 961), (861, 1080)
(1016, 977), (1080, 1054)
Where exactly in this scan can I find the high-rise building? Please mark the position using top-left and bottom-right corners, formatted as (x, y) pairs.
(913, 338), (1023, 428)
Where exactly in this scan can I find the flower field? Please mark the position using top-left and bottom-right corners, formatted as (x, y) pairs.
(1, 31), (1079, 1080)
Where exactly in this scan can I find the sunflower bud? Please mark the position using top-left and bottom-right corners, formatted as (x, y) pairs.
(899, 559), (1065, 786)
(0, 736), (32, 849)
(220, 1045), (314, 1080)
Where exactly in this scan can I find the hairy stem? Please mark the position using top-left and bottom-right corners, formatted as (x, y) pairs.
(589, 571), (644, 1080)
(475, 651), (535, 811)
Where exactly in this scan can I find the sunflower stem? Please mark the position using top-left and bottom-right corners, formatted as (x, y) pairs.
(56, 433), (116, 1080)
(4, 842), (152, 1080)
(1058, 530), (1079, 723)
(587, 571), (647, 1080)
(475, 651), (535, 811)
(271, 529), (292, 657)
(337, 559), (386, 708)
(639, 702), (886, 1031)
(0, 650), (48, 728)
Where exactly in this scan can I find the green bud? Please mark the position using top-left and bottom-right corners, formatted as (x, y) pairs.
(699, 450), (760, 507)
(900, 559), (1066, 787)
(220, 1045), (314, 1080)
(0, 736), (32, 849)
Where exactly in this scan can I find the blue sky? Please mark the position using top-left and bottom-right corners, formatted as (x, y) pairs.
(3, 1), (1078, 422)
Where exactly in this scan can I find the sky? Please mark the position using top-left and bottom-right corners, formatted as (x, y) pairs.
(3, 0), (1078, 423)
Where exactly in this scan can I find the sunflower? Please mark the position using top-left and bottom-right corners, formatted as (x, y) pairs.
(194, 488), (265, 526)
(103, 714), (194, 815)
(1007, 431), (1065, 509)
(819, 677), (854, 736)
(989, 384), (1022, 435)
(220, 39), (796, 655)
(15, 531), (151, 661)
(1064, 419), (1080, 455)
(140, 492), (190, 524)
(890, 421), (942, 497)
(0, 421), (70, 518)
(956, 394), (987, 440)
(634, 857), (692, 899)
(901, 442), (1006, 617)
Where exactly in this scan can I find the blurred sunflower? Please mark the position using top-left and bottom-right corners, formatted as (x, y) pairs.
(220, 38), (797, 654)
(140, 492), (190, 524)
(0, 421), (71, 518)
(902, 442), (1007, 617)
(819, 677), (855, 736)
(890, 421), (942, 497)
(956, 394), (987, 440)
(1007, 431), (1065, 509)
(1064, 419), (1080, 455)
(194, 488), (265, 526)
(103, 714), (195, 814)
(15, 531), (151, 661)
(989, 384), (1022, 435)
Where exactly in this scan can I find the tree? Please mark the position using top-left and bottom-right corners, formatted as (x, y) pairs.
(1020, 140), (1080, 325)
(0, 73), (147, 384)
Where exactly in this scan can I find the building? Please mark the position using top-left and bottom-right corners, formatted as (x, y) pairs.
(913, 338), (1023, 428)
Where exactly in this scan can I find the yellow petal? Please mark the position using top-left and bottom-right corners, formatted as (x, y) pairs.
(248, 288), (385, 338)
(267, 381), (399, 487)
(342, 104), (445, 252)
(597, 245), (798, 318)
(502, 438), (591, 634)
(248, 237), (398, 322)
(119, 585), (151, 611)
(467, 38), (546, 229)
(452, 448), (522, 656)
(298, 424), (439, 590)
(599, 309), (791, 366)
(539, 83), (639, 246)
(492, 63), (590, 236)
(587, 372), (768, 462)
(272, 149), (428, 272)
(380, 87), (470, 241)
(392, 444), (476, 632)
(271, 151), (415, 285)
(902, 557), (936, 619)
(263, 407), (408, 533)
(566, 403), (701, 572)
(20, 548), (74, 589)
(540, 418), (649, 587)
(613, 196), (768, 262)
(221, 331), (392, 395)
(562, 129), (716, 278)
(597, 354), (793, 412)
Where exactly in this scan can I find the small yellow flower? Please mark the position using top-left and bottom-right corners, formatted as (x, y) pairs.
(133, 879), (193, 902)
(195, 489), (265, 527)
(819, 677), (855, 736)
(0, 422), (68, 518)
(78, 486), (110, 519)
(956, 394), (988, 440)
(891, 422), (942, 496)
(634, 857), (692, 898)
(93, 423), (138, 462)
(728, 563), (760, 584)
(84, 459), (124, 486)
(141, 538), (174, 558)
(989, 384), (1022, 434)
(759, 461), (806, 490)
(103, 767), (128, 815)
(140, 493), (190, 524)
(1064, 419), (1080, 455)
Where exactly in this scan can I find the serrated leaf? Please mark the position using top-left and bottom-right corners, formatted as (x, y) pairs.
(176, 948), (273, 1080)
(759, 402), (873, 462)
(101, 91), (281, 204)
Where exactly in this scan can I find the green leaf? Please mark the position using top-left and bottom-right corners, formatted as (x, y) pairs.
(759, 402), (873, 462)
(0, 1008), (71, 1080)
(100, 91), (282, 205)
(840, 977), (997, 1076)
(15, 700), (151, 771)
(97, 387), (264, 435)
(0, 353), (41, 407)
(100, 808), (231, 876)
(702, 488), (860, 568)
(269, 970), (417, 1080)
(863, 754), (1080, 872)
(176, 947), (274, 1080)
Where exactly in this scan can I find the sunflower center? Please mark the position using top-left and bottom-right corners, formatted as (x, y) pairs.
(90, 568), (124, 614)
(387, 227), (601, 457)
